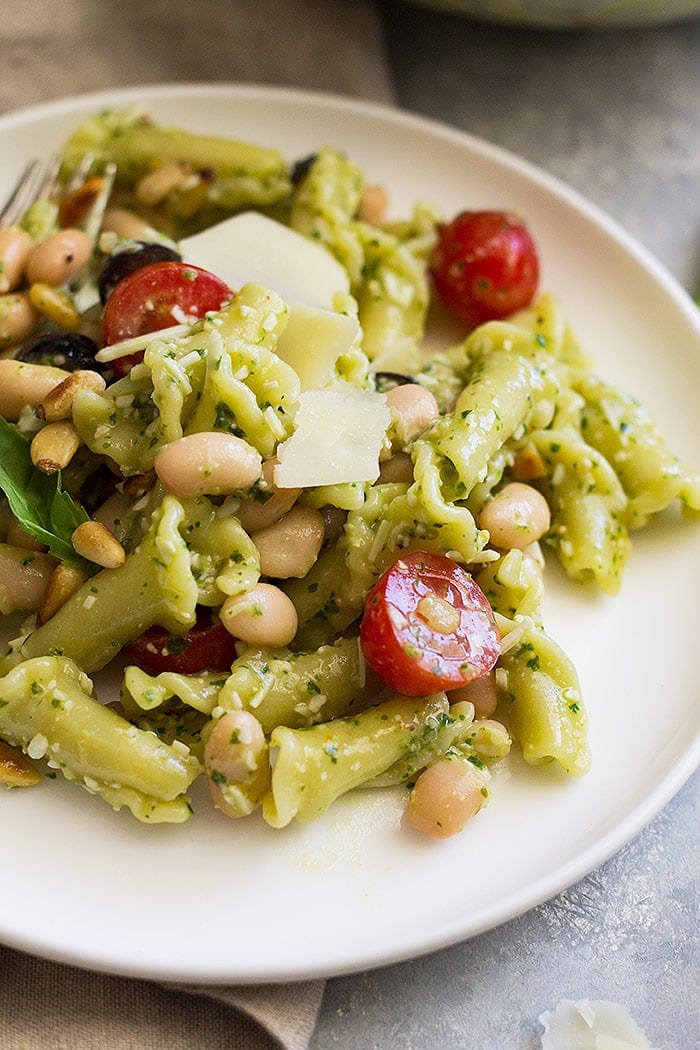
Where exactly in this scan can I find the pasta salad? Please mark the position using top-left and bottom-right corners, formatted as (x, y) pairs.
(0, 108), (697, 837)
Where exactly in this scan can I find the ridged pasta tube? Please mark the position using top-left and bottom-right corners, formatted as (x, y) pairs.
(263, 693), (451, 826)
(60, 110), (291, 216)
(184, 284), (299, 454)
(0, 656), (200, 822)
(74, 286), (300, 474)
(218, 636), (381, 734)
(289, 148), (431, 363)
(498, 624), (590, 777)
(428, 349), (546, 498)
(15, 496), (198, 673)
(572, 373), (700, 527)
(367, 700), (475, 787)
(532, 428), (631, 595)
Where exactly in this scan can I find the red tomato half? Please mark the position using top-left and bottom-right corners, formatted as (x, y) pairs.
(102, 261), (233, 377)
(122, 612), (238, 676)
(360, 551), (500, 696)
(430, 210), (539, 330)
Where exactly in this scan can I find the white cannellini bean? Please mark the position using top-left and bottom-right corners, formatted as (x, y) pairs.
(220, 583), (298, 648)
(135, 162), (190, 207)
(0, 226), (33, 293)
(408, 755), (488, 839)
(357, 184), (389, 226)
(386, 383), (439, 446)
(235, 458), (301, 533)
(154, 431), (262, 499)
(101, 207), (161, 242)
(0, 359), (71, 420)
(204, 710), (271, 819)
(0, 292), (42, 349)
(377, 451), (414, 485)
(252, 506), (325, 580)
(448, 670), (499, 719)
(0, 543), (56, 616)
(25, 228), (93, 287)
(477, 482), (551, 550)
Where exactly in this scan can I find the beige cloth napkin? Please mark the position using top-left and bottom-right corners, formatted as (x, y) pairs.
(0, 946), (323, 1049)
(0, 1), (395, 1047)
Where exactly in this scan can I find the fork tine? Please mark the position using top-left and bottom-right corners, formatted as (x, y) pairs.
(0, 158), (44, 227)
(0, 153), (66, 229)
(66, 151), (95, 192)
(35, 153), (63, 200)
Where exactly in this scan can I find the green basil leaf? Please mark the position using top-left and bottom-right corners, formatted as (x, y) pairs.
(0, 416), (93, 572)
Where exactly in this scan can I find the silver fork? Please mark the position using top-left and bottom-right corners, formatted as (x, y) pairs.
(1, 153), (116, 312)
(0, 152), (102, 229)
(0, 156), (61, 227)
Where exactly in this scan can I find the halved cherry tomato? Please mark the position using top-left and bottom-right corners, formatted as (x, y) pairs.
(102, 261), (232, 377)
(122, 611), (238, 675)
(359, 551), (500, 696)
(430, 210), (539, 330)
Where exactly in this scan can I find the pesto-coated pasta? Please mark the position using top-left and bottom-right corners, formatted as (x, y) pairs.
(0, 656), (200, 821)
(0, 110), (696, 839)
(263, 693), (451, 826)
(217, 636), (381, 734)
(498, 624), (590, 777)
(6, 495), (199, 674)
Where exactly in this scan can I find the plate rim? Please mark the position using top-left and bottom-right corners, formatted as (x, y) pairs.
(0, 81), (698, 984)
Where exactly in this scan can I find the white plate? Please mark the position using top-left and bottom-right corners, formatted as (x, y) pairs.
(0, 84), (698, 985)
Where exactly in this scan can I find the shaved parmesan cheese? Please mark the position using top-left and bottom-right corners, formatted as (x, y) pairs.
(180, 212), (349, 310)
(274, 384), (390, 489)
(276, 305), (361, 390)
(539, 1000), (654, 1050)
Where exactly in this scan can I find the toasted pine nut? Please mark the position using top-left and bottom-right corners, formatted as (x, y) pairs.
(0, 291), (42, 349)
(0, 543), (56, 615)
(204, 710), (271, 818)
(0, 741), (41, 788)
(511, 442), (547, 481)
(253, 506), (325, 579)
(236, 458), (301, 533)
(101, 207), (160, 242)
(30, 420), (80, 474)
(377, 451), (414, 485)
(0, 226), (33, 293)
(220, 583), (298, 648)
(408, 754), (488, 839)
(154, 431), (262, 499)
(136, 162), (190, 206)
(357, 184), (389, 226)
(0, 359), (71, 420)
(477, 482), (551, 551)
(25, 228), (93, 287)
(72, 520), (126, 568)
(39, 369), (106, 422)
(387, 383), (439, 446)
(38, 563), (89, 624)
(28, 282), (81, 331)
